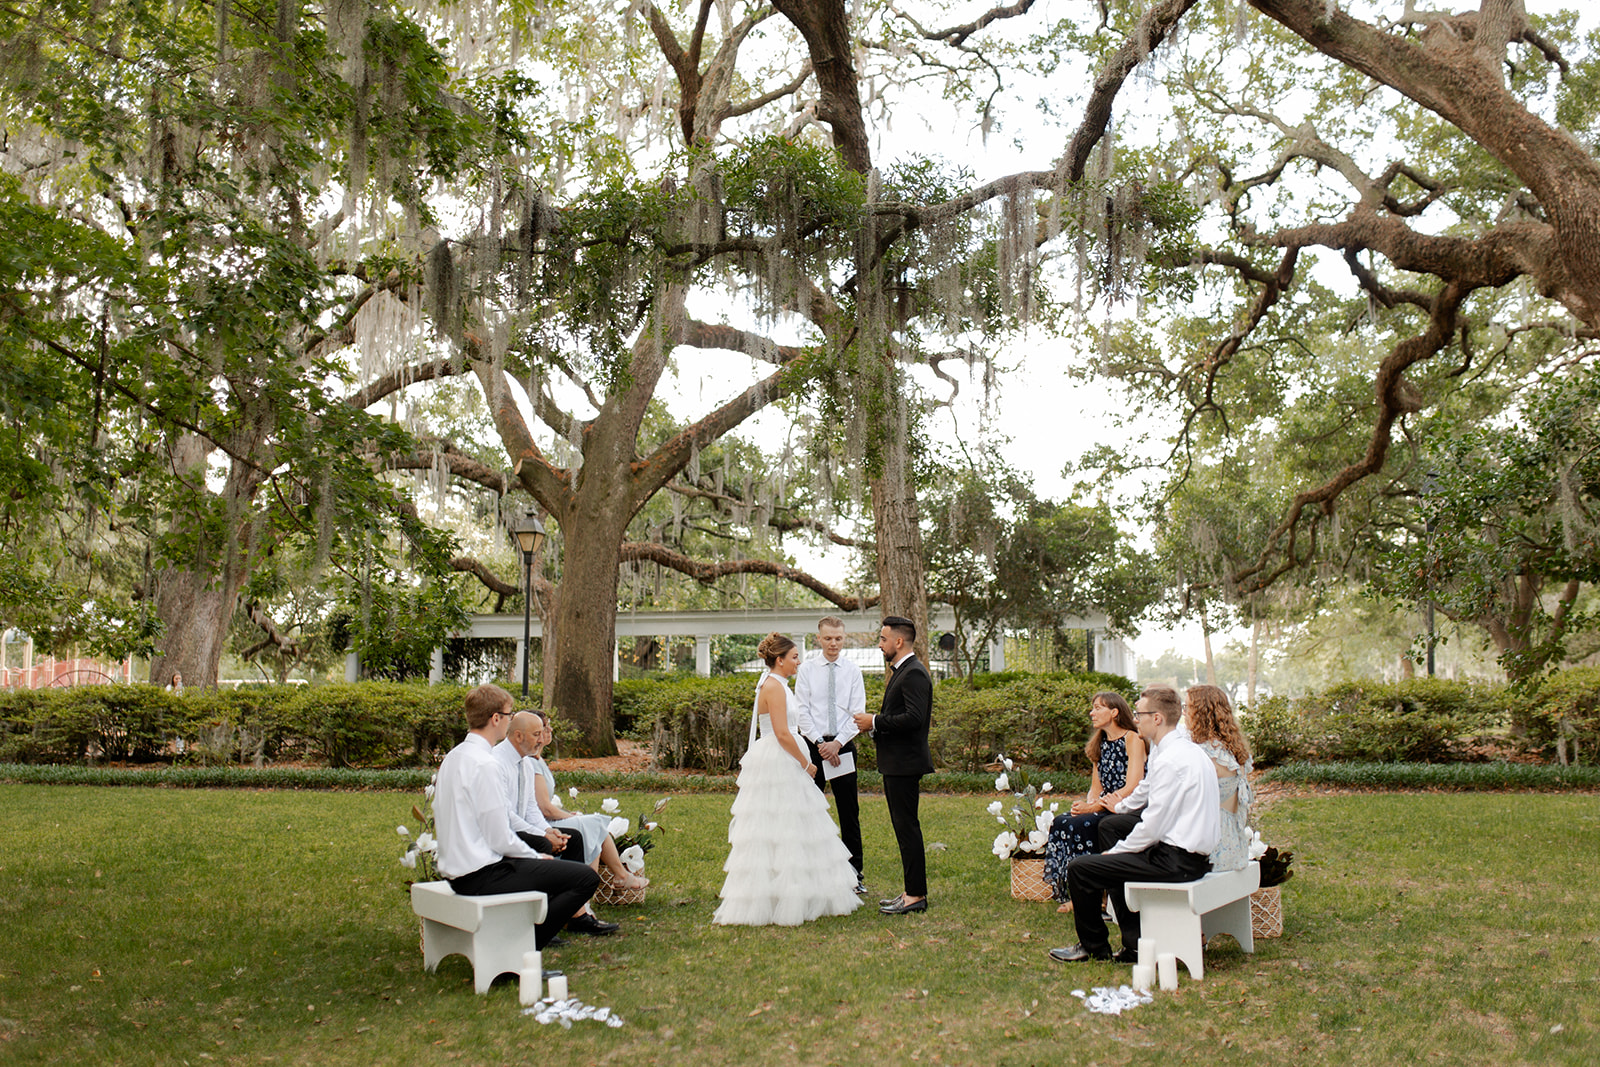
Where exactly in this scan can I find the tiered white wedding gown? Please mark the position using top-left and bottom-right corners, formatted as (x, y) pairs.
(712, 672), (862, 926)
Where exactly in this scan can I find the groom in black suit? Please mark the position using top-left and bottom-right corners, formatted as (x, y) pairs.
(853, 615), (934, 915)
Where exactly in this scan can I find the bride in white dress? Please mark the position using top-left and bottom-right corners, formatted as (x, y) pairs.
(713, 633), (862, 926)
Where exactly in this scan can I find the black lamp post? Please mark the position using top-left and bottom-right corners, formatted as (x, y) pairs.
(508, 505), (547, 698)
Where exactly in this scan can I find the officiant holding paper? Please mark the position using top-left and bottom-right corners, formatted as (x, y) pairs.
(795, 616), (867, 894)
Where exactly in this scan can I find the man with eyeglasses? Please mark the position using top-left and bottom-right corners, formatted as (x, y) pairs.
(433, 684), (600, 951)
(1049, 684), (1219, 963)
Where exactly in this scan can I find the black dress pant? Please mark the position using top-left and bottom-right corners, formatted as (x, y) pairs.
(518, 828), (588, 864)
(806, 736), (863, 877)
(1097, 812), (1141, 851)
(1066, 842), (1211, 955)
(447, 856), (600, 950)
(881, 773), (926, 897)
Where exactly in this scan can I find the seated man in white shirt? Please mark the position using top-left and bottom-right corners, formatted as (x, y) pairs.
(1050, 684), (1220, 963)
(493, 711), (618, 936)
(434, 684), (600, 951)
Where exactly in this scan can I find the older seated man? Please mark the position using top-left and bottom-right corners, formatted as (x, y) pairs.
(494, 710), (619, 936)
(1049, 684), (1219, 963)
(433, 684), (599, 951)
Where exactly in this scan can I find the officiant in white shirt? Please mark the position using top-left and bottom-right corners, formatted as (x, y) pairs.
(794, 616), (867, 892)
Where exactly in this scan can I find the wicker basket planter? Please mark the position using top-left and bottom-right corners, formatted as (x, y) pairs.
(595, 866), (647, 906)
(1009, 855), (1054, 901)
(1250, 885), (1283, 938)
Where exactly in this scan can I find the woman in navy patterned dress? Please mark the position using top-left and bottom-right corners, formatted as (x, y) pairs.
(1043, 692), (1146, 909)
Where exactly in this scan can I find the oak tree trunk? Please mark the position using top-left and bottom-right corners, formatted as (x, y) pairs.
(148, 565), (249, 687)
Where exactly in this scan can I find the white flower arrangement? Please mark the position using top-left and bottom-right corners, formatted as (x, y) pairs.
(985, 752), (1060, 860)
(397, 773), (440, 882)
(609, 797), (670, 873)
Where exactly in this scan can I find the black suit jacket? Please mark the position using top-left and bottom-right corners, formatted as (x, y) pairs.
(874, 655), (935, 776)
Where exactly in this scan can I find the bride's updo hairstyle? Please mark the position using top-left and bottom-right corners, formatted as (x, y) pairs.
(757, 632), (796, 666)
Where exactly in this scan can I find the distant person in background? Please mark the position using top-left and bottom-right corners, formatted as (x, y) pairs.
(794, 616), (867, 892)
(166, 671), (184, 695)
(1183, 685), (1255, 872)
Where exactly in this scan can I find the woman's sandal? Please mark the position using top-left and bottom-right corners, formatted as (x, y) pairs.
(1056, 901), (1073, 913)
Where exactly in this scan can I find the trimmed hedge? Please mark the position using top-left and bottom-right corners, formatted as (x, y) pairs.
(1243, 673), (1600, 766)
(0, 761), (1080, 795)
(1262, 761), (1600, 791)
(632, 670), (1138, 775)
(12, 665), (1593, 774)
(0, 683), (478, 768)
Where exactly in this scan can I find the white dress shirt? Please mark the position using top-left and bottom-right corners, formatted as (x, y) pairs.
(434, 733), (543, 879)
(1106, 731), (1220, 859)
(492, 738), (554, 837)
(794, 653), (866, 745)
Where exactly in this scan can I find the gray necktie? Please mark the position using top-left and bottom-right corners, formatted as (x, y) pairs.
(827, 662), (838, 736)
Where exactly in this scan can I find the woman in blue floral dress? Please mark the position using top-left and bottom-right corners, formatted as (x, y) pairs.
(1043, 692), (1146, 909)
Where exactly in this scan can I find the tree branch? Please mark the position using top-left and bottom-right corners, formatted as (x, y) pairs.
(619, 541), (878, 610)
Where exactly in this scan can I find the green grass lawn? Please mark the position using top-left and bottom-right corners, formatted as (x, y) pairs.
(1, 785), (1595, 1065)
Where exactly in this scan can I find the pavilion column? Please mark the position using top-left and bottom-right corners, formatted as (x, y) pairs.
(695, 635), (711, 678)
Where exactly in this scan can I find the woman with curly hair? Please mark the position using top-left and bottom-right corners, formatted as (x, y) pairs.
(1184, 684), (1254, 871)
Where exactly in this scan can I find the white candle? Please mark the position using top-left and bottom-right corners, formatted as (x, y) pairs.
(1157, 953), (1178, 991)
(1131, 963), (1155, 992)
(1137, 938), (1154, 968)
(518, 968), (541, 1007)
(522, 949), (542, 971)
(547, 974), (568, 1001)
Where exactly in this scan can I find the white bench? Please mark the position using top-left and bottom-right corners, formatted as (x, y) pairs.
(410, 880), (548, 994)
(1123, 861), (1260, 980)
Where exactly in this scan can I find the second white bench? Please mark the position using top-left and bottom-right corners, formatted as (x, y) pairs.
(1123, 861), (1260, 980)
(410, 880), (548, 994)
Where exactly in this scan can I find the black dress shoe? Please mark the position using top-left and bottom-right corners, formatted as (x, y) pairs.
(567, 913), (620, 936)
(543, 936), (569, 948)
(879, 897), (927, 914)
(1049, 943), (1112, 962)
(1112, 948), (1138, 964)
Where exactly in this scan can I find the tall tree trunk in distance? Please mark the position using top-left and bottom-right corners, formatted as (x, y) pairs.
(1247, 615), (1260, 709)
(1200, 609), (1217, 686)
(147, 439), (262, 688)
(148, 565), (250, 687)
(869, 378), (929, 664)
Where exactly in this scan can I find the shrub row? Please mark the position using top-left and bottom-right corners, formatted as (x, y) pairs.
(9, 667), (1594, 772)
(1261, 761), (1600, 791)
(628, 670), (1138, 775)
(0, 761), (1072, 795)
(0, 683), (495, 768)
(1242, 673), (1600, 766)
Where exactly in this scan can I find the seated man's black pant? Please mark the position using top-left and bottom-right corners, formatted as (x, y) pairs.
(517, 829), (587, 864)
(1066, 842), (1211, 956)
(447, 856), (600, 949)
(1097, 812), (1141, 851)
